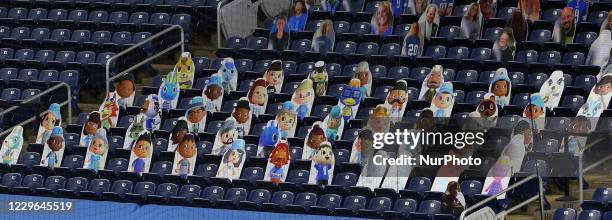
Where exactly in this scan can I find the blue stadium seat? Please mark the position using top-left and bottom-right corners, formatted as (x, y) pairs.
(171, 14), (192, 33)
(92, 31), (112, 45)
(574, 32), (597, 47)
(447, 46), (469, 60)
(588, 11), (608, 25)
(112, 31), (133, 46)
(68, 10), (89, 22)
(497, 7), (517, 20)
(0, 7), (6, 18)
(196, 186), (224, 204)
(240, 167), (264, 184)
(0, 173), (23, 191)
(388, 66), (410, 79)
(541, 9), (561, 23)
(512, 93), (530, 106)
(335, 195), (367, 215)
(75, 51), (97, 66)
(438, 25), (463, 39)
(577, 210), (601, 220)
(528, 29), (552, 43)
(333, 148), (350, 164)
(460, 180), (482, 199)
(195, 163), (218, 179)
(527, 73), (548, 89)
(333, 21), (351, 35)
(516, 50), (539, 63)
(102, 180), (133, 199)
(406, 177), (432, 194)
(452, 5), (470, 17)
(57, 177), (88, 196)
(350, 22), (371, 36)
(109, 11), (129, 24)
(384, 198), (417, 218)
(129, 12), (150, 25)
(497, 115), (521, 129)
(108, 136), (124, 151)
(106, 157), (128, 172)
(0, 48), (13, 63)
(311, 194), (342, 214)
(394, 24), (411, 36)
(17, 69), (38, 83)
(286, 170), (309, 185)
(1, 88), (21, 103)
(48, 9), (68, 21)
(521, 159), (548, 175)
(332, 172), (358, 187)
(455, 70), (479, 84)
(13, 174), (44, 194)
(37, 70), (59, 83)
(453, 90), (465, 103)
(0, 26), (10, 39)
(125, 182), (156, 200)
(29, 28), (50, 41)
(534, 138), (560, 153)
(357, 42), (380, 56)
(581, 188), (611, 212)
(266, 191), (295, 209)
(306, 20), (323, 32)
(483, 27), (503, 41)
(148, 183), (178, 201)
(336, 41), (358, 54)
(50, 29), (71, 42)
(8, 8), (28, 20)
(538, 51), (562, 64)
(424, 45), (447, 59)
(508, 71), (525, 85)
(408, 200), (442, 219)
(552, 208), (577, 220)
(174, 185), (201, 202)
(10, 27), (30, 41)
(410, 67), (431, 82)
(247, 37), (268, 50)
(240, 189), (272, 209)
(560, 95), (584, 111)
(470, 48), (492, 61)
(150, 161), (173, 175)
(55, 51), (76, 64)
(573, 75), (597, 92)
(359, 197), (392, 217)
(149, 13), (171, 27)
(562, 52), (585, 66)
(218, 188), (248, 207)
(38, 176), (67, 194)
(89, 11), (108, 23)
(286, 192), (318, 212)
(81, 179), (111, 197)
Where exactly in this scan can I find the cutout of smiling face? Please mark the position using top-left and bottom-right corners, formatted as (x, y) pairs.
(433, 92), (453, 109)
(387, 89), (408, 110)
(427, 71), (442, 89)
(492, 79), (509, 97)
(478, 96), (497, 118)
(89, 137), (107, 156)
(132, 139), (151, 159)
(47, 136), (64, 152)
(277, 112), (296, 131)
(187, 107), (206, 123)
(251, 85), (268, 105)
(204, 84), (223, 100)
(523, 104), (544, 119)
(232, 107), (250, 124)
(221, 129), (238, 145)
(41, 112), (57, 130)
(265, 70), (283, 86)
(177, 136), (196, 159)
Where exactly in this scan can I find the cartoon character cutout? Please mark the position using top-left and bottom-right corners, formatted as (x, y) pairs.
(566, 116), (591, 155)
(430, 82), (455, 118)
(338, 79), (363, 122)
(0, 126), (23, 165)
(577, 95), (605, 118)
(116, 75), (135, 108)
(522, 93), (546, 132)
(276, 101), (298, 139)
(323, 105), (344, 142)
(247, 78), (269, 116)
(419, 65), (444, 103)
(40, 126), (65, 168)
(292, 78), (315, 120)
(172, 133), (197, 179)
(264, 141), (290, 184)
(212, 117), (239, 156)
(232, 98), (252, 137)
(488, 68), (512, 108)
(185, 97), (207, 133)
(308, 142), (335, 186)
(158, 71), (180, 110)
(174, 52), (195, 90)
(539, 70), (565, 110)
(79, 111), (102, 147)
(201, 73), (224, 112)
(256, 120), (281, 158)
(354, 61), (372, 98)
(83, 129), (109, 173)
(384, 80), (409, 121)
(302, 122), (327, 160)
(473, 93), (499, 129)
(309, 61), (329, 97)
(483, 156), (511, 199)
(123, 114), (146, 149)
(349, 129), (373, 166)
(264, 60), (284, 93)
(128, 132), (152, 175)
(167, 118), (189, 152)
(368, 104), (391, 133)
(141, 94), (162, 131)
(218, 57), (238, 93)
(216, 139), (246, 180)
(36, 103), (62, 144)
(99, 92), (120, 129)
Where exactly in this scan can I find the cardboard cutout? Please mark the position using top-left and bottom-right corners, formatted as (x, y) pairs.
(247, 78), (269, 116)
(589, 73), (612, 109)
(368, 104), (391, 133)
(384, 80), (409, 122)
(116, 75), (136, 108)
(0, 126), (24, 165)
(472, 93), (499, 129)
(218, 57), (238, 93)
(276, 101), (298, 139)
(128, 132), (153, 175)
(492, 28), (516, 62)
(311, 20), (335, 53)
(167, 118), (189, 152)
(309, 61), (329, 97)
(431, 177), (460, 192)
(172, 133), (197, 178)
(419, 65), (445, 103)
(565, 116), (591, 156)
(488, 68), (512, 108)
(83, 129), (109, 173)
(418, 4), (440, 40)
(522, 94), (546, 132)
(430, 82), (455, 118)
(481, 156), (511, 199)
(79, 111), (102, 147)
(123, 114), (147, 149)
(349, 129), (373, 165)
(256, 120), (281, 158)
(159, 71), (180, 110)
(263, 141), (291, 183)
(174, 52), (195, 90)
(201, 73), (224, 112)
(292, 78), (315, 120)
(539, 70), (565, 110)
(338, 79), (363, 122)
(323, 105), (344, 142)
(99, 92), (120, 129)
(185, 97), (207, 133)
(231, 98), (252, 137)
(36, 103), (62, 144)
(216, 139), (246, 180)
(354, 61), (372, 98)
(308, 142), (335, 185)
(302, 122), (327, 160)
(212, 117), (239, 156)
(264, 60), (284, 94)
(141, 94), (162, 132)
(40, 126), (65, 168)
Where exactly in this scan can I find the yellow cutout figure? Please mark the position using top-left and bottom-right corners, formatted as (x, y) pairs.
(174, 52), (195, 90)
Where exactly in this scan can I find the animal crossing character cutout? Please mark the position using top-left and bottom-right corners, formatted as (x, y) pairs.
(36, 103), (62, 144)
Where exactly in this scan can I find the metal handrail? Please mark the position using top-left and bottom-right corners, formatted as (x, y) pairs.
(578, 137), (609, 203)
(217, 0), (231, 48)
(105, 25), (185, 94)
(0, 82), (72, 137)
(460, 174), (545, 220)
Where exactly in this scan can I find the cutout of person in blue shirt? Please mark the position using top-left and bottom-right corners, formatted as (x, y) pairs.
(288, 0), (308, 32)
(371, 1), (394, 37)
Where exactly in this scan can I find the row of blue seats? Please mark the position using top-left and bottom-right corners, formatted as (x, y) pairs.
(552, 208), (612, 220)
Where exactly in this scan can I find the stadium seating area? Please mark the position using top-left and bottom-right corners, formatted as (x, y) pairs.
(0, 0), (611, 219)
